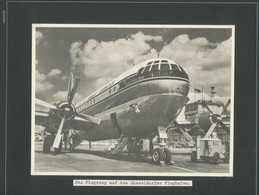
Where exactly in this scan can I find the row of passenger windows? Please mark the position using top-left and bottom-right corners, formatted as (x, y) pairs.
(77, 98), (96, 112)
(77, 85), (118, 112)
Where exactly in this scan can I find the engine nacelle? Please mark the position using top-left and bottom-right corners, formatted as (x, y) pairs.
(45, 101), (76, 134)
(198, 113), (222, 132)
(198, 113), (212, 132)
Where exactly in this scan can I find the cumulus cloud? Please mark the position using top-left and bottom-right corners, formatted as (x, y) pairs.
(69, 32), (232, 97)
(47, 69), (62, 77)
(36, 31), (44, 44)
(35, 70), (54, 92)
(160, 34), (231, 70)
(160, 34), (232, 96)
(69, 32), (162, 79)
(35, 68), (64, 93)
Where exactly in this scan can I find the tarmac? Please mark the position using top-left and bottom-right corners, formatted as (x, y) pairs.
(33, 142), (230, 175)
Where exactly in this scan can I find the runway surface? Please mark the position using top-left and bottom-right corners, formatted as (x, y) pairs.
(33, 142), (230, 175)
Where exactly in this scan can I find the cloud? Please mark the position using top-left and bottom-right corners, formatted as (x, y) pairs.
(160, 35), (232, 96)
(35, 68), (64, 93)
(69, 32), (232, 97)
(35, 70), (54, 92)
(160, 34), (231, 70)
(36, 31), (44, 44)
(47, 69), (62, 77)
(53, 91), (82, 103)
(69, 32), (162, 79)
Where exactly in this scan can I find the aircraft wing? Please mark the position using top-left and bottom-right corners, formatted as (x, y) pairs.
(35, 110), (97, 131)
(176, 120), (193, 125)
(70, 116), (98, 131)
(35, 110), (49, 125)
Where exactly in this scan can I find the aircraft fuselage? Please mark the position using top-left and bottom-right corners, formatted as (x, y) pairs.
(75, 58), (190, 141)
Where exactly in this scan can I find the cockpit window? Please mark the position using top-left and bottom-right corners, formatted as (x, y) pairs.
(138, 67), (144, 74)
(154, 60), (160, 63)
(147, 61), (152, 65)
(151, 64), (159, 71)
(161, 63), (170, 71)
(178, 66), (185, 72)
(161, 60), (168, 63)
(143, 65), (151, 73)
(170, 64), (180, 71)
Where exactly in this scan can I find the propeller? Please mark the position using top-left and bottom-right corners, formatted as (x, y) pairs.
(201, 100), (213, 115)
(202, 99), (230, 135)
(35, 72), (101, 149)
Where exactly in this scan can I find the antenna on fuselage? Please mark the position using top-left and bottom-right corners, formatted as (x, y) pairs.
(158, 53), (160, 58)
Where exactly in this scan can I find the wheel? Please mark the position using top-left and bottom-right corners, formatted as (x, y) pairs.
(164, 148), (172, 164)
(43, 135), (54, 153)
(223, 152), (229, 163)
(213, 152), (220, 165)
(191, 151), (197, 163)
(152, 148), (165, 163)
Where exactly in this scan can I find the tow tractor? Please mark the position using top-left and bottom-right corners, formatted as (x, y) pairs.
(190, 118), (229, 165)
(127, 126), (173, 166)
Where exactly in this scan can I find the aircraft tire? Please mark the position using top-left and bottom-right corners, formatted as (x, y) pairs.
(191, 151), (197, 163)
(223, 152), (229, 163)
(152, 148), (165, 164)
(43, 135), (53, 154)
(164, 148), (172, 164)
(213, 152), (220, 165)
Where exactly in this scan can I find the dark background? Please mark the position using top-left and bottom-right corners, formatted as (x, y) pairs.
(2, 1), (258, 195)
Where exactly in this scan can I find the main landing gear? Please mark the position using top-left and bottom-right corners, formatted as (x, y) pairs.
(152, 147), (172, 165)
(126, 126), (174, 166)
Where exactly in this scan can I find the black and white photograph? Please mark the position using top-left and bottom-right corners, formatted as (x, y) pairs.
(31, 24), (234, 176)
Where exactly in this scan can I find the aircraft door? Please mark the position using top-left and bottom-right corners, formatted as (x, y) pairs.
(110, 112), (123, 135)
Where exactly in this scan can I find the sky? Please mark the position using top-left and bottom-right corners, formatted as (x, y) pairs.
(35, 25), (233, 107)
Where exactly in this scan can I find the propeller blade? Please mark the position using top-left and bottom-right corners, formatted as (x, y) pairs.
(52, 117), (65, 148)
(218, 121), (230, 134)
(223, 99), (231, 112)
(67, 78), (80, 104)
(77, 113), (101, 125)
(35, 98), (57, 109)
(224, 99), (230, 110)
(201, 101), (214, 115)
(204, 123), (217, 138)
(67, 72), (74, 95)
